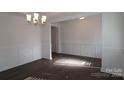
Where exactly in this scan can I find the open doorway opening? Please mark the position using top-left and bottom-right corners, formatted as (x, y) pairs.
(51, 26), (59, 55)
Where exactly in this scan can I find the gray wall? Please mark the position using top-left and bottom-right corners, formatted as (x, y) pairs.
(58, 14), (102, 58)
(102, 13), (124, 76)
(0, 13), (42, 71)
(42, 23), (52, 60)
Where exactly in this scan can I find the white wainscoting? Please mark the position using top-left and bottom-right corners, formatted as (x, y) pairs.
(0, 46), (42, 72)
(102, 47), (124, 76)
(61, 43), (102, 58)
(42, 43), (52, 59)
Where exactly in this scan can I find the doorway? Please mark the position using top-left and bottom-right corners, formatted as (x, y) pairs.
(51, 26), (58, 54)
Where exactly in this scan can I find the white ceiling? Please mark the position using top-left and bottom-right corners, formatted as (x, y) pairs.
(21, 12), (65, 18)
(21, 12), (101, 23)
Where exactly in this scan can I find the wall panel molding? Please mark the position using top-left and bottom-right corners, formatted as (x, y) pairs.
(61, 43), (101, 58)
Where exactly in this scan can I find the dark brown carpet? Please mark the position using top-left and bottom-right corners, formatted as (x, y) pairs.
(0, 53), (123, 80)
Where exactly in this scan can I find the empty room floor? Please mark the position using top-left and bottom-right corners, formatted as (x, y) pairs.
(0, 53), (123, 80)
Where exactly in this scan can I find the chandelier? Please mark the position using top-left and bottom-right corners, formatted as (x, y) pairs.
(26, 13), (47, 24)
